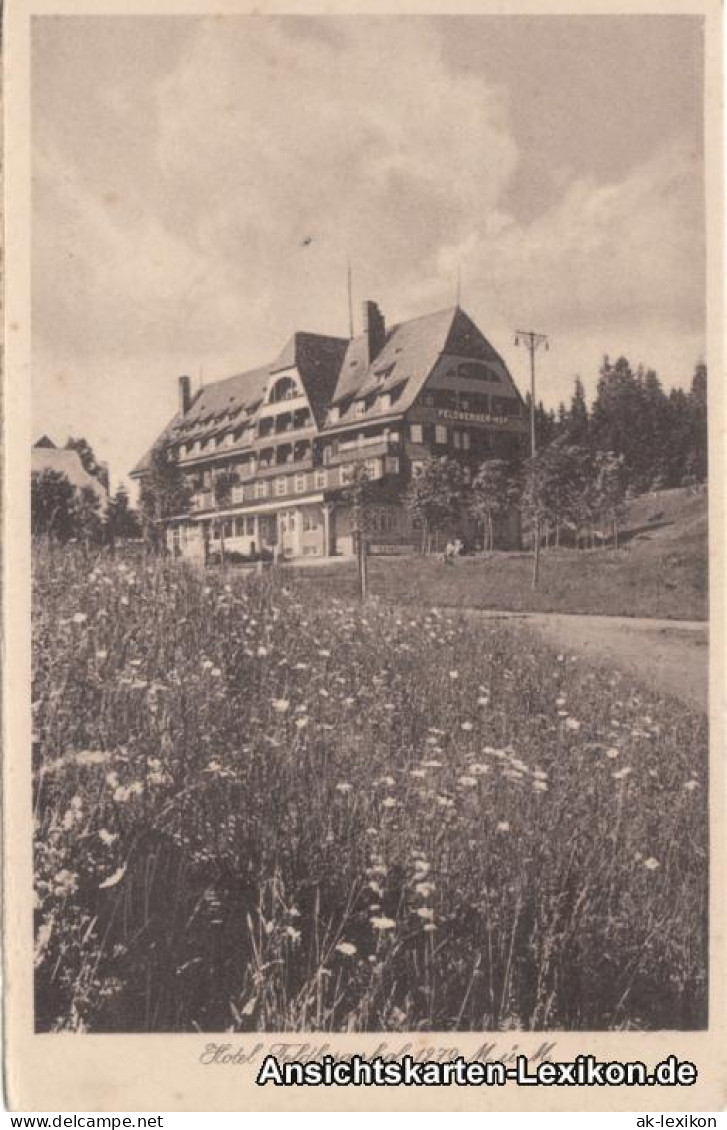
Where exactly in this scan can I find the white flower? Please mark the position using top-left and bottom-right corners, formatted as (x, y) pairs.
(533, 781), (548, 792)
(98, 829), (117, 846)
(457, 776), (477, 788)
(99, 864), (127, 890)
(565, 718), (581, 731)
(414, 881), (436, 898)
(72, 613), (87, 624)
(684, 779), (699, 791)
(496, 821), (510, 833)
(606, 748), (620, 759)
(382, 796), (398, 809)
(643, 857), (660, 871)
(370, 916), (396, 931)
(335, 941), (357, 957)
(336, 781), (353, 794)
(449, 670), (459, 680)
(416, 907), (435, 921)
(461, 721), (474, 732)
(612, 767), (633, 781)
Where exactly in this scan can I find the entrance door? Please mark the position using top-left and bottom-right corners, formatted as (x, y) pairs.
(279, 510), (298, 558)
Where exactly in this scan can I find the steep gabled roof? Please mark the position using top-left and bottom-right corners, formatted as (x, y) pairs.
(325, 306), (515, 429)
(131, 331), (348, 477)
(32, 446), (108, 507)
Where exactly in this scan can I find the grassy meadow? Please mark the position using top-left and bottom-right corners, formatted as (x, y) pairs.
(288, 486), (709, 620)
(33, 546), (708, 1032)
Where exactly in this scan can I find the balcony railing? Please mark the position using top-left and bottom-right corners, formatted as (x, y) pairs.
(188, 457), (398, 514)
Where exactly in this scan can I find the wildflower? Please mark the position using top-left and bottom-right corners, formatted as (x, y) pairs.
(421, 759), (442, 768)
(72, 613), (87, 624)
(469, 763), (489, 775)
(98, 829), (117, 847)
(99, 864), (127, 890)
(606, 748), (620, 759)
(564, 718), (581, 731)
(413, 860), (430, 875)
(643, 857), (660, 871)
(410, 769), (427, 779)
(285, 926), (301, 942)
(53, 869), (77, 897)
(478, 697), (489, 706)
(335, 942), (357, 957)
(457, 776), (477, 788)
(295, 717), (309, 730)
(201, 659), (214, 670)
(449, 670), (459, 680)
(381, 797), (398, 809)
(496, 821), (510, 833)
(257, 646), (268, 657)
(375, 776), (395, 788)
(532, 769), (548, 780)
(684, 779), (699, 791)
(335, 782), (353, 794)
(423, 923), (437, 933)
(76, 750), (111, 767)
(612, 767), (633, 781)
(533, 781), (548, 792)
(370, 916), (396, 931)
(437, 795), (454, 808)
(461, 721), (474, 733)
(416, 907), (435, 921)
(210, 667), (222, 678)
(414, 881), (435, 898)
(556, 696), (567, 706)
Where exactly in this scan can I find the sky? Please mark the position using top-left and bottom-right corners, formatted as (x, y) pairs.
(32, 14), (706, 491)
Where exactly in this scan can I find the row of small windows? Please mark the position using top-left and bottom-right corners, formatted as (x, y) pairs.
(420, 390), (520, 416)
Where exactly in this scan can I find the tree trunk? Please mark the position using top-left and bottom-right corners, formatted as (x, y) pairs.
(358, 533), (368, 601)
(532, 517), (541, 590)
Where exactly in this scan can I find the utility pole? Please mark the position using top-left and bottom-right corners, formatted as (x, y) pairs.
(514, 330), (549, 458)
(515, 330), (549, 589)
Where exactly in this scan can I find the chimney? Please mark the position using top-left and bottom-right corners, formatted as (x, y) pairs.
(361, 300), (386, 365)
(178, 375), (192, 415)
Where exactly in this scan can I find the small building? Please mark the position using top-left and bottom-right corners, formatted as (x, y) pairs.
(131, 302), (528, 560)
(32, 437), (109, 512)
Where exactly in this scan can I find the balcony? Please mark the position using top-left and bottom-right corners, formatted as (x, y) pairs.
(326, 436), (400, 466)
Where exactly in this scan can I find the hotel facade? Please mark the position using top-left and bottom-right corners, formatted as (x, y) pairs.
(131, 302), (529, 560)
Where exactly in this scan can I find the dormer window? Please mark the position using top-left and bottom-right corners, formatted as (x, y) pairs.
(269, 376), (299, 403)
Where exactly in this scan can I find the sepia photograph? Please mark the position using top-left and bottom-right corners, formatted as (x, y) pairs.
(23, 7), (713, 1049)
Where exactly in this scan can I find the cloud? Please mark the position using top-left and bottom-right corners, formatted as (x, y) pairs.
(448, 139), (704, 337)
(31, 16), (705, 485)
(33, 17), (519, 367)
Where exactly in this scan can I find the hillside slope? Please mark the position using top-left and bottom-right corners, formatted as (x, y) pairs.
(288, 486), (709, 621)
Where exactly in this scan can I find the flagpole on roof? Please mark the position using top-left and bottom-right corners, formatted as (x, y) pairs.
(347, 257), (354, 339)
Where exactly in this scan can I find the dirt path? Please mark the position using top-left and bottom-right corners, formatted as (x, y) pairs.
(469, 611), (709, 712)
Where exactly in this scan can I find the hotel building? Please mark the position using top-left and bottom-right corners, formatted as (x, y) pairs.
(131, 302), (528, 559)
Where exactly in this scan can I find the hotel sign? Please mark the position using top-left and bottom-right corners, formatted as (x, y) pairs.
(437, 408), (511, 426)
